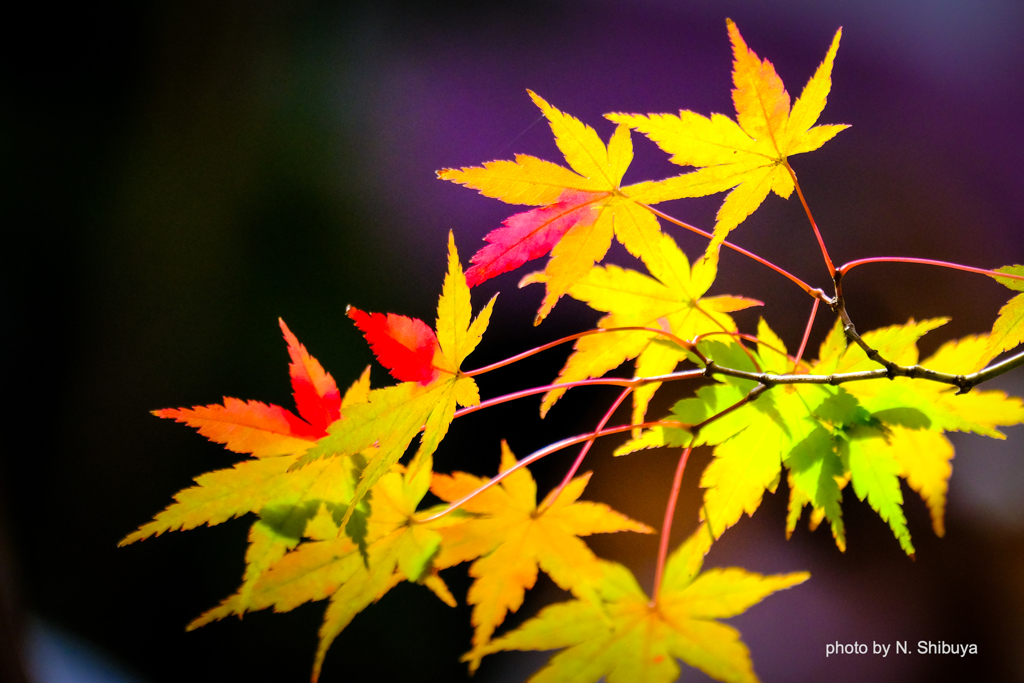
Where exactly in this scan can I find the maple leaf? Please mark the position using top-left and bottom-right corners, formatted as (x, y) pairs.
(985, 264), (1024, 360)
(608, 20), (847, 261)
(616, 318), (1024, 556)
(148, 319), (343, 458)
(429, 441), (653, 672)
(782, 320), (1024, 553)
(537, 231), (760, 425)
(476, 532), (808, 683)
(439, 91), (699, 323)
(121, 321), (363, 545)
(190, 456), (461, 682)
(838, 320), (1024, 441)
(292, 232), (496, 533)
(346, 307), (441, 384)
(122, 324), (387, 627)
(838, 326), (1024, 539)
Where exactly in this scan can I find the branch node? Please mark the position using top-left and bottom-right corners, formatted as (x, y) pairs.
(955, 375), (973, 395)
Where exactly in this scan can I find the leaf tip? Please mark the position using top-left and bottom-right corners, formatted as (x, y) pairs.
(725, 17), (742, 45)
(446, 230), (461, 272)
(527, 89), (553, 117)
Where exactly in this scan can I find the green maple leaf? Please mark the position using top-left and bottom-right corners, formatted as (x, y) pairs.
(617, 317), (1024, 556)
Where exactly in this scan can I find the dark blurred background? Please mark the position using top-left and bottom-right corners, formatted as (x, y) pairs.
(4, 1), (1024, 682)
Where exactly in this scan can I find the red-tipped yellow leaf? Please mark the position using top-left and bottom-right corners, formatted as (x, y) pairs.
(154, 399), (320, 458)
(441, 92), (704, 321)
(465, 189), (603, 287)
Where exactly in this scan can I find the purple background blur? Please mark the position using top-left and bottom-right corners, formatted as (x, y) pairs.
(5, 2), (1024, 682)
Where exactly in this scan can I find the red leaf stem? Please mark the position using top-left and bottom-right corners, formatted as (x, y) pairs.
(415, 419), (686, 524)
(652, 446), (693, 601)
(538, 387), (634, 512)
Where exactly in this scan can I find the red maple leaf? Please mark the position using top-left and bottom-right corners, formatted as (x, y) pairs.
(347, 306), (441, 385)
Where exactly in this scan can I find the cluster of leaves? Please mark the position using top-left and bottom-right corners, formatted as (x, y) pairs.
(123, 19), (1024, 683)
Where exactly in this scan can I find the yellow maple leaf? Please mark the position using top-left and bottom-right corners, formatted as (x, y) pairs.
(292, 233), (496, 530)
(440, 91), (701, 323)
(476, 532), (808, 683)
(985, 264), (1024, 360)
(189, 460), (460, 682)
(429, 441), (653, 672)
(538, 231), (759, 427)
(607, 20), (847, 264)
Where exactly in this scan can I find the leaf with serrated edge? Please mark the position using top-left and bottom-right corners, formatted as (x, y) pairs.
(986, 265), (1024, 360)
(440, 91), (735, 321)
(841, 425), (915, 556)
(294, 234), (494, 532)
(617, 313), (1024, 555)
(608, 21), (847, 265)
(187, 461), (455, 683)
(476, 532), (807, 683)
(784, 427), (846, 551)
(540, 232), (759, 418)
(431, 442), (652, 673)
(280, 318), (342, 431)
(123, 337), (366, 546)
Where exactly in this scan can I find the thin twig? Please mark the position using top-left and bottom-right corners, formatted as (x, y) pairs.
(837, 256), (1024, 282)
(463, 326), (705, 378)
(792, 298), (820, 372)
(452, 370), (705, 420)
(704, 352), (1024, 394)
(415, 419), (685, 523)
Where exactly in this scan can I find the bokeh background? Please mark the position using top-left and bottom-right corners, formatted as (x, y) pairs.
(5, 1), (1024, 681)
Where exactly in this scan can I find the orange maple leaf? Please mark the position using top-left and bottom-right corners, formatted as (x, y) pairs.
(430, 442), (653, 672)
(120, 323), (369, 546)
(151, 319), (341, 457)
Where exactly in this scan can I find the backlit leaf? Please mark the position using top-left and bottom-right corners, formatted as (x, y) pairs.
(540, 232), (759, 421)
(441, 92), (714, 322)
(608, 20), (847, 262)
(477, 533), (807, 683)
(431, 442), (653, 672)
(986, 265), (1024, 359)
(293, 233), (495, 531)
